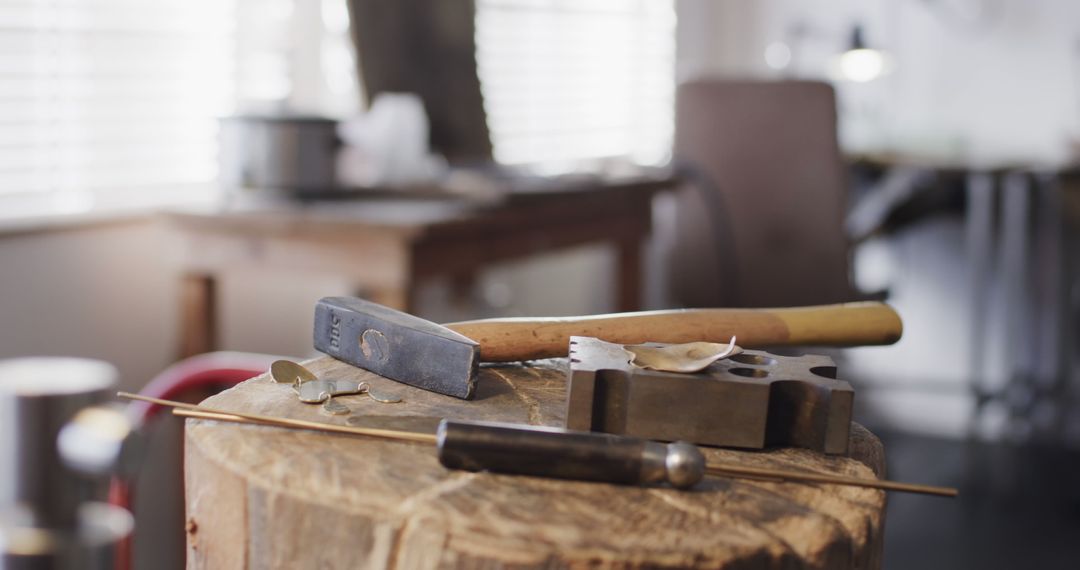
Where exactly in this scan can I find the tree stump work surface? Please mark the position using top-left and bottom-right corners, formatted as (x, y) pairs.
(184, 356), (887, 569)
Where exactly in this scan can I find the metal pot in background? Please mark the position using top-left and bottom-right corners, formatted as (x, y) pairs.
(218, 116), (341, 193)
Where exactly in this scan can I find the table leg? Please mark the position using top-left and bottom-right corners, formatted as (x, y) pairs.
(964, 172), (996, 438)
(179, 273), (216, 359)
(1030, 173), (1069, 439)
(998, 172), (1033, 434)
(1002, 172), (1076, 441)
(616, 237), (643, 312)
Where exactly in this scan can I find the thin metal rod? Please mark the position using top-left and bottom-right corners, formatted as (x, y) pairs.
(174, 409), (254, 423)
(116, 392), (438, 444)
(706, 465), (957, 497)
(121, 392), (957, 497)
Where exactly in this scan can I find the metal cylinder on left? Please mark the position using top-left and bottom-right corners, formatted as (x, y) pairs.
(0, 357), (134, 570)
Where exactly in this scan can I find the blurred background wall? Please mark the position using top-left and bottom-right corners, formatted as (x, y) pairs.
(0, 220), (177, 392)
(680, 0), (1080, 161)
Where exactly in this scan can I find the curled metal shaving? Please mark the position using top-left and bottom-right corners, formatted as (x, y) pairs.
(625, 337), (741, 373)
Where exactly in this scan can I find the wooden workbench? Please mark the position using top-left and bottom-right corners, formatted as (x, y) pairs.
(184, 356), (887, 569)
(166, 175), (673, 359)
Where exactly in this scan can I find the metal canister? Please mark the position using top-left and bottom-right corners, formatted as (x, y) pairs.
(0, 358), (134, 570)
(218, 115), (340, 192)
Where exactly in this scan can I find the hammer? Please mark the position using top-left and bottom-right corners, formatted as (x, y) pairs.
(313, 296), (902, 399)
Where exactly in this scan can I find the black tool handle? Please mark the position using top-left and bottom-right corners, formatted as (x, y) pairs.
(436, 420), (705, 489)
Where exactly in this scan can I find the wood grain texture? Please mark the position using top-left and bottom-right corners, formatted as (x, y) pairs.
(446, 302), (903, 362)
(185, 356), (886, 569)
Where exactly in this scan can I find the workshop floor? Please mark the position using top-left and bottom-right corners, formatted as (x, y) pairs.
(874, 429), (1080, 569)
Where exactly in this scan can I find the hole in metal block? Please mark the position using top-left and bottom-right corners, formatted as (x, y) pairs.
(810, 366), (837, 379)
(729, 367), (769, 378)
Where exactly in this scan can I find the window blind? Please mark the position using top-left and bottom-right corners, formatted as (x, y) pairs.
(0, 0), (672, 219)
(475, 0), (676, 172)
(0, 0), (235, 216)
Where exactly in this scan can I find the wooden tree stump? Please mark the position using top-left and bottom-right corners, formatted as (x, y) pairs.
(184, 356), (886, 569)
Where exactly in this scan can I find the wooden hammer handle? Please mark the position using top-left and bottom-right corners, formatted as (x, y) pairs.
(445, 302), (902, 362)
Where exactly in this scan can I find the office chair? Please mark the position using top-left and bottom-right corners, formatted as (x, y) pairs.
(670, 80), (856, 308)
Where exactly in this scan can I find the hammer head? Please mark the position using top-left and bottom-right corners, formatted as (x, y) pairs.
(313, 297), (480, 399)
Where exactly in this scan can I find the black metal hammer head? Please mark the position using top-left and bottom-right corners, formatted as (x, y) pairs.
(313, 297), (480, 399)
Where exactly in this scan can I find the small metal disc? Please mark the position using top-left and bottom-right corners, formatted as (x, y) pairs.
(270, 360), (317, 385)
(322, 398), (350, 415)
(366, 388), (403, 404)
(297, 380), (334, 403)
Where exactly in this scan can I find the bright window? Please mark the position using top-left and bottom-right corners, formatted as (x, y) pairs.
(475, 0), (676, 172)
(0, 0), (357, 222)
(0, 0), (674, 221)
(0, 0), (235, 218)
